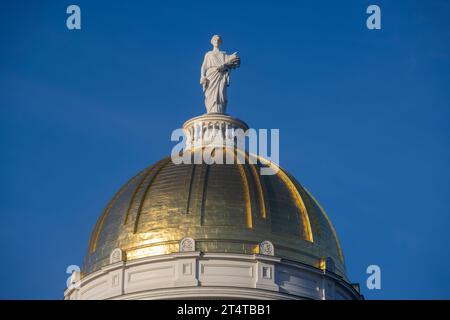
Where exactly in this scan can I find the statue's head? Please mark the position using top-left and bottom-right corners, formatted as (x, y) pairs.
(210, 35), (222, 47)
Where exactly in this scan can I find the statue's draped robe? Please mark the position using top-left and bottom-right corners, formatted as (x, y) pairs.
(201, 51), (231, 114)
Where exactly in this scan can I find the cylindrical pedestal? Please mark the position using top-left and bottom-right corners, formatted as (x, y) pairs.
(183, 113), (249, 149)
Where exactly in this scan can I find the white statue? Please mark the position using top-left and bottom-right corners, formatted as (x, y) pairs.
(200, 35), (240, 114)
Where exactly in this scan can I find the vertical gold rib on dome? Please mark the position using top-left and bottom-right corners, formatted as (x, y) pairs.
(89, 193), (120, 253)
(277, 168), (313, 242)
(288, 176), (322, 238)
(124, 166), (158, 225)
(185, 164), (196, 214)
(302, 192), (322, 238)
(304, 188), (344, 263)
(133, 159), (171, 233)
(254, 154), (314, 242)
(249, 163), (267, 219)
(199, 164), (210, 226)
(237, 164), (253, 229)
(224, 147), (253, 229)
(236, 148), (267, 220)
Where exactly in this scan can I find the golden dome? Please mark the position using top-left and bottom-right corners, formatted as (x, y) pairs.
(83, 150), (346, 277)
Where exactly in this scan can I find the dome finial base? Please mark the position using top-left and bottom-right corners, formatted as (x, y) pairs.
(183, 113), (249, 149)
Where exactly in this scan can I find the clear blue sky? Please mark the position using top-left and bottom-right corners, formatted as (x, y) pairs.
(1, 0), (449, 299)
